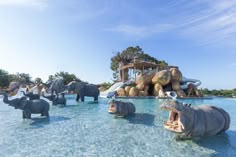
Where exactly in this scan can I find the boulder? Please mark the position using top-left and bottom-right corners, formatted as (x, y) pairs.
(124, 86), (131, 94)
(152, 70), (171, 86)
(176, 89), (186, 97)
(117, 88), (126, 96)
(136, 83), (145, 91)
(158, 89), (166, 97)
(171, 80), (181, 91)
(170, 68), (182, 81)
(139, 91), (148, 96)
(135, 71), (156, 84)
(129, 87), (139, 96)
(153, 83), (163, 96)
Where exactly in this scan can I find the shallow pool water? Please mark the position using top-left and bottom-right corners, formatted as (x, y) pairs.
(0, 96), (235, 157)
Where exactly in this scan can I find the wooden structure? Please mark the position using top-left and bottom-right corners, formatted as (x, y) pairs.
(119, 59), (169, 82)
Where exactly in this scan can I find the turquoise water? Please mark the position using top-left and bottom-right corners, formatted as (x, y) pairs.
(0, 96), (236, 157)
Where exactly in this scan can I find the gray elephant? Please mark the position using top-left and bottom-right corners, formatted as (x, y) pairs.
(21, 91), (40, 100)
(0, 92), (50, 119)
(43, 78), (66, 97)
(42, 92), (67, 106)
(67, 81), (99, 102)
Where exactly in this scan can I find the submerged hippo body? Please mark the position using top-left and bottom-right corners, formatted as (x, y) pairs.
(161, 100), (230, 138)
(108, 99), (135, 117)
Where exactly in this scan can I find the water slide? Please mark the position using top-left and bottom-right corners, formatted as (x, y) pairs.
(180, 77), (201, 89)
(99, 80), (133, 98)
(165, 77), (201, 99)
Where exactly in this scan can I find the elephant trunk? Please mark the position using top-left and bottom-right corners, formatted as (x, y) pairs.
(21, 91), (26, 96)
(0, 92), (11, 105)
(41, 82), (50, 88)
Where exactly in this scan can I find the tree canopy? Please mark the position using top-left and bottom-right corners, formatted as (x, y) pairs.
(110, 46), (168, 80)
(0, 69), (10, 88)
(202, 88), (236, 97)
(53, 71), (79, 84)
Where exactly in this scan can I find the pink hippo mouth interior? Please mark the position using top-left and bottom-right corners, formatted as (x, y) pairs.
(161, 105), (184, 133)
(108, 103), (116, 113)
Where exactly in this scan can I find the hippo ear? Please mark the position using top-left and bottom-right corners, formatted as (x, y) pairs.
(188, 104), (191, 107)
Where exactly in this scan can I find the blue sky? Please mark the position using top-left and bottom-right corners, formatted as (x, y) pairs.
(0, 0), (235, 90)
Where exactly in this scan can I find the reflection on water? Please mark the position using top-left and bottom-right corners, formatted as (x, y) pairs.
(0, 97), (235, 157)
(125, 113), (156, 126)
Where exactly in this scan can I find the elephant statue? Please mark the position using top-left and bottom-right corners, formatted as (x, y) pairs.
(0, 92), (50, 119)
(42, 92), (67, 106)
(21, 91), (40, 100)
(67, 81), (99, 102)
(42, 78), (66, 97)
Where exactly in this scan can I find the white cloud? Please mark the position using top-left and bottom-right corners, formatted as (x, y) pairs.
(0, 0), (48, 10)
(176, 0), (236, 46)
(108, 24), (173, 39)
(106, 0), (236, 46)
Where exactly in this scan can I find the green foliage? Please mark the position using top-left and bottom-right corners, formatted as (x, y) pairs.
(99, 82), (112, 90)
(15, 72), (32, 84)
(110, 46), (168, 79)
(202, 88), (236, 97)
(0, 69), (33, 87)
(0, 69), (10, 88)
(54, 71), (78, 84)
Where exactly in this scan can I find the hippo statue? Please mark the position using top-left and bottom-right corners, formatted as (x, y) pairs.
(108, 99), (136, 117)
(160, 100), (230, 139)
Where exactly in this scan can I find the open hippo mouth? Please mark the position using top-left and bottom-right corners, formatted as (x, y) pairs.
(161, 100), (185, 133)
(108, 103), (116, 113)
(108, 100), (117, 113)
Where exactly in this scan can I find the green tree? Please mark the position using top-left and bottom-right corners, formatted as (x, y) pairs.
(48, 75), (55, 81)
(0, 69), (10, 88)
(16, 72), (32, 84)
(54, 71), (78, 84)
(110, 46), (168, 80)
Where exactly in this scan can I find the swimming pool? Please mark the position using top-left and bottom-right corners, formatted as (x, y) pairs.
(0, 96), (235, 157)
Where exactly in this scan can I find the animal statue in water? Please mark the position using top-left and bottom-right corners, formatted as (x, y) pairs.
(21, 91), (40, 100)
(160, 100), (230, 139)
(67, 81), (99, 102)
(0, 92), (50, 119)
(43, 78), (66, 97)
(108, 99), (136, 117)
(42, 92), (67, 106)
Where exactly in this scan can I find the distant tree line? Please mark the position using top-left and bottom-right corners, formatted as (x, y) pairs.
(202, 88), (236, 97)
(0, 69), (79, 88)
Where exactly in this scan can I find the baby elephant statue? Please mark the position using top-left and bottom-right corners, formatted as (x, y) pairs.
(160, 100), (230, 139)
(42, 92), (67, 106)
(21, 91), (40, 100)
(108, 99), (136, 117)
(67, 81), (99, 102)
(0, 92), (50, 119)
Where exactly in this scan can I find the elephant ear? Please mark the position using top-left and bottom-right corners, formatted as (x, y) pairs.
(77, 82), (86, 91)
(16, 97), (28, 110)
